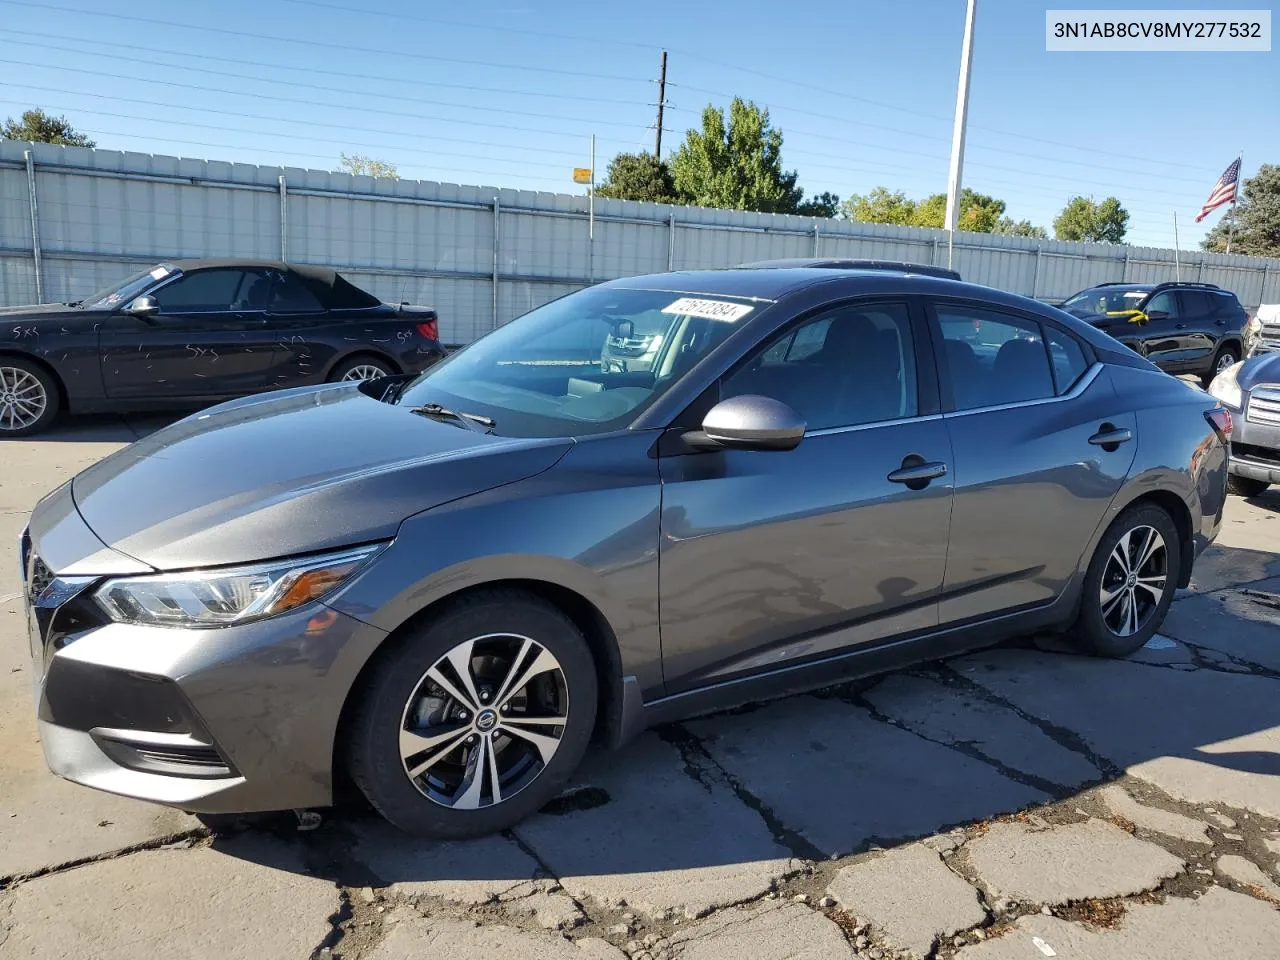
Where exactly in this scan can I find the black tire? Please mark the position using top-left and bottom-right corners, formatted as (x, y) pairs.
(1201, 344), (1240, 388)
(0, 356), (60, 437)
(346, 589), (598, 839)
(1071, 503), (1181, 658)
(328, 354), (394, 383)
(1228, 474), (1270, 498)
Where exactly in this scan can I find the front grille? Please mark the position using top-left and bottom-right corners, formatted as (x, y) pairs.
(1246, 386), (1280, 426)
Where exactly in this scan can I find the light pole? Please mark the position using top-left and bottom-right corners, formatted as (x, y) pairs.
(944, 0), (977, 269)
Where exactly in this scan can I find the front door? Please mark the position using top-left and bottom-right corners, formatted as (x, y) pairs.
(100, 267), (278, 399)
(929, 301), (1138, 623)
(1131, 289), (1184, 368)
(658, 299), (954, 694)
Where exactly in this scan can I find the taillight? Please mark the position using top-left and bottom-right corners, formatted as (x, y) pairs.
(1205, 407), (1232, 440)
(416, 319), (439, 342)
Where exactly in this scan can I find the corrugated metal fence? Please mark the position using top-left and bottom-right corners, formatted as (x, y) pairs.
(3, 142), (1279, 345)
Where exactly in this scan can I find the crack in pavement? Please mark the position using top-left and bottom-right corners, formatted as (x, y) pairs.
(658, 724), (827, 864)
(842, 686), (1076, 800)
(927, 663), (1125, 781)
(0, 827), (208, 889)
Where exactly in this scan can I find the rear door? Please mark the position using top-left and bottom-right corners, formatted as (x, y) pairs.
(100, 268), (279, 399)
(1171, 291), (1217, 368)
(255, 269), (336, 389)
(929, 301), (1137, 624)
(658, 298), (955, 693)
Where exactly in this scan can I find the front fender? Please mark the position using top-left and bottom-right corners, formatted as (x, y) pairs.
(325, 432), (665, 698)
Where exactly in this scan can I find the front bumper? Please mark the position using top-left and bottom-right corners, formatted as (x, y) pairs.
(1226, 395), (1280, 484)
(21, 513), (388, 814)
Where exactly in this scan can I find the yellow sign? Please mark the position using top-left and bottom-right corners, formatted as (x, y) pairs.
(572, 167), (592, 185)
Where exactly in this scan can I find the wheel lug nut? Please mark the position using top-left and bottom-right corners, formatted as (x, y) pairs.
(459, 712), (468, 721)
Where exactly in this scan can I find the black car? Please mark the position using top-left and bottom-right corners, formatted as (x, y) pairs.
(1060, 281), (1248, 386)
(0, 260), (445, 436)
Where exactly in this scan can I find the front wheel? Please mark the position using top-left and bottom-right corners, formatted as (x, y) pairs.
(0, 357), (60, 437)
(1228, 474), (1270, 498)
(346, 590), (598, 838)
(1071, 504), (1181, 658)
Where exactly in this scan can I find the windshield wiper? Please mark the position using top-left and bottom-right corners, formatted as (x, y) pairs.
(408, 402), (496, 433)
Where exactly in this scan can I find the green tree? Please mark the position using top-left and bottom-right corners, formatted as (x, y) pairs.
(796, 191), (840, 218)
(994, 217), (1049, 239)
(1, 108), (95, 147)
(1053, 195), (1129, 243)
(912, 189), (1006, 232)
(670, 98), (803, 214)
(595, 152), (676, 204)
(1202, 164), (1280, 257)
(338, 153), (400, 179)
(842, 187), (916, 225)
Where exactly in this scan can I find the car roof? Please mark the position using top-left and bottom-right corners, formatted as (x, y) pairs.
(604, 268), (1126, 354)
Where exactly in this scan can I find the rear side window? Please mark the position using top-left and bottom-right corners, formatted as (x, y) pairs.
(1045, 326), (1089, 395)
(935, 306), (1055, 410)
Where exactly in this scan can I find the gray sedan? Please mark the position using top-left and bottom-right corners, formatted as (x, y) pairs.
(22, 263), (1229, 838)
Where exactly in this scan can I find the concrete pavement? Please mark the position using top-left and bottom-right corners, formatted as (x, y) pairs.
(2, 414), (1280, 959)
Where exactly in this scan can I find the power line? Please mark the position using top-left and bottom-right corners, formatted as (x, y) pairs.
(0, 29), (647, 107)
(0, 0), (656, 84)
(0, 57), (651, 134)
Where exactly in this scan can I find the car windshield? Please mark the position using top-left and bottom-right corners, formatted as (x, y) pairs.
(394, 285), (764, 437)
(81, 264), (178, 309)
(1062, 287), (1149, 316)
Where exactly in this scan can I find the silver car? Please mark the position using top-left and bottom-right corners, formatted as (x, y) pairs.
(22, 263), (1229, 838)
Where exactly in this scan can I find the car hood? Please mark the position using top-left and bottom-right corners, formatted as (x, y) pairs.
(0, 302), (93, 320)
(1239, 352), (1280, 391)
(71, 382), (572, 569)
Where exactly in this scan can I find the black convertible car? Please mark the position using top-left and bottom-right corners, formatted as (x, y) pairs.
(0, 260), (445, 436)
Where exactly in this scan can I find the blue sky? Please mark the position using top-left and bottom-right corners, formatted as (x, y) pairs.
(0, 0), (1275, 249)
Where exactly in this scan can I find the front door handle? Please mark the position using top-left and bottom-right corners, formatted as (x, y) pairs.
(1175, 323), (1187, 330)
(1089, 425), (1133, 449)
(888, 456), (948, 490)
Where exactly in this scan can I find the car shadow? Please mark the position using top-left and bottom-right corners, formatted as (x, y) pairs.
(20, 413), (179, 443)
(207, 537), (1280, 911)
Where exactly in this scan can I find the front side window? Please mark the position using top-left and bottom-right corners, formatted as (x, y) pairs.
(937, 306), (1054, 410)
(395, 286), (761, 437)
(721, 302), (917, 431)
(1142, 291), (1178, 319)
(152, 269), (257, 313)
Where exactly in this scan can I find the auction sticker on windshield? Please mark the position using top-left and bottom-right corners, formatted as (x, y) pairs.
(661, 297), (754, 322)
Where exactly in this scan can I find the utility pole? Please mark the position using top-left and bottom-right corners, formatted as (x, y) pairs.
(944, 0), (977, 269)
(655, 50), (668, 158)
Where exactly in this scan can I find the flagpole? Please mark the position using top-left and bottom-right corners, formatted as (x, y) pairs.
(1173, 211), (1181, 280)
(1225, 149), (1242, 255)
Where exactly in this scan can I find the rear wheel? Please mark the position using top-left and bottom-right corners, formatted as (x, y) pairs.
(1228, 474), (1270, 498)
(0, 357), (60, 437)
(1071, 504), (1180, 658)
(346, 590), (597, 838)
(1202, 344), (1240, 387)
(330, 354), (394, 383)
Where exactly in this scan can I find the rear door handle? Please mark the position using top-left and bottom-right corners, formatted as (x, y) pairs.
(1089, 426), (1132, 448)
(887, 458), (948, 488)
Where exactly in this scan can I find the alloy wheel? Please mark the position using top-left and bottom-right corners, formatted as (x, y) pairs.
(1216, 351), (1237, 373)
(0, 365), (48, 432)
(341, 364), (389, 381)
(1099, 524), (1168, 637)
(399, 633), (568, 809)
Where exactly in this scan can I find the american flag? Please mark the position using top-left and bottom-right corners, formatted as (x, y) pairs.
(1195, 158), (1240, 222)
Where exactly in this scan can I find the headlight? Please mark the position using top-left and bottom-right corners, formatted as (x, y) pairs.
(1207, 362), (1243, 408)
(94, 544), (383, 628)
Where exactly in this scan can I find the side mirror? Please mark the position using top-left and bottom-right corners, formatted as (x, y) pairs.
(125, 295), (159, 319)
(688, 395), (806, 452)
(1142, 309), (1169, 322)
